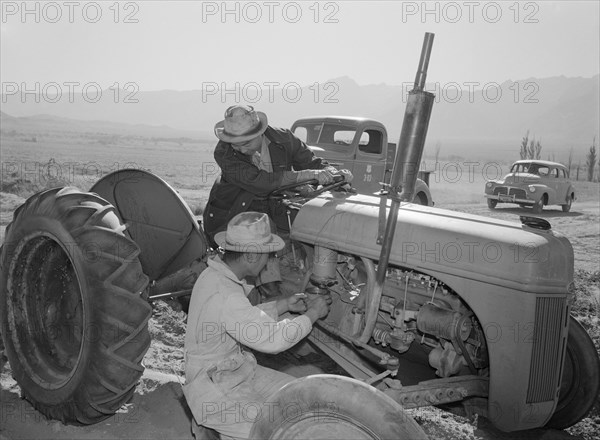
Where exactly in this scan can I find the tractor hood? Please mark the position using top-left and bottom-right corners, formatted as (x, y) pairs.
(291, 193), (573, 293)
(90, 169), (208, 281)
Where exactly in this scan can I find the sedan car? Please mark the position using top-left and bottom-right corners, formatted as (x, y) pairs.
(485, 160), (575, 213)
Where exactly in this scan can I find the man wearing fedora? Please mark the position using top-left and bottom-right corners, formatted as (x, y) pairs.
(183, 211), (331, 440)
(203, 105), (352, 297)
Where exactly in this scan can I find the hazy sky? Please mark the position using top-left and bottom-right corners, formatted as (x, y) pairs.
(1, 1), (599, 91)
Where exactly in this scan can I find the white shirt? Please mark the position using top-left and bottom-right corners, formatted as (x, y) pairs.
(184, 255), (312, 379)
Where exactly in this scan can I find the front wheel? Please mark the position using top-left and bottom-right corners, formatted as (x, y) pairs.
(546, 317), (600, 429)
(487, 199), (497, 210)
(532, 198), (544, 214)
(250, 374), (427, 439)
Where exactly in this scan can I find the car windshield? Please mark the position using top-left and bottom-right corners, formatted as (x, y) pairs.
(511, 163), (544, 174)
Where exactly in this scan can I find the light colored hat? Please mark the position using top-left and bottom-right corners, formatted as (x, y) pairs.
(214, 105), (268, 143)
(214, 212), (285, 253)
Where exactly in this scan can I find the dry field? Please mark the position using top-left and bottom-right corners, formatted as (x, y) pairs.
(1, 132), (599, 440)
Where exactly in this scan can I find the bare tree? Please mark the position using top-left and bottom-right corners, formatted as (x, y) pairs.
(535, 140), (543, 160)
(521, 133), (542, 160)
(519, 130), (529, 160)
(586, 137), (597, 182)
(566, 148), (573, 176)
(527, 139), (536, 160)
(576, 160), (581, 181)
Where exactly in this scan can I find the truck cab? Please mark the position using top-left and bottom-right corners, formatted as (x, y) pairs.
(291, 116), (433, 205)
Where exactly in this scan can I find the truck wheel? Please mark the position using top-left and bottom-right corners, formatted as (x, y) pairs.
(487, 199), (497, 210)
(0, 187), (151, 425)
(547, 317), (600, 429)
(414, 192), (428, 206)
(250, 374), (427, 439)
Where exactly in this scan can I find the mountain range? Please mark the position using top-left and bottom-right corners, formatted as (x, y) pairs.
(1, 75), (598, 160)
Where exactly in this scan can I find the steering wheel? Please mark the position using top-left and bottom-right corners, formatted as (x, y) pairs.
(264, 175), (351, 233)
(268, 174), (349, 199)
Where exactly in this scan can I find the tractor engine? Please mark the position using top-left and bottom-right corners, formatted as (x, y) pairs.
(305, 244), (489, 379)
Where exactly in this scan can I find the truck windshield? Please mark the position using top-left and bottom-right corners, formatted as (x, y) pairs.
(294, 123), (364, 148)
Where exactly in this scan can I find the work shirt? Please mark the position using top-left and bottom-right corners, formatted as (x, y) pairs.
(184, 255), (312, 379)
(183, 256), (313, 435)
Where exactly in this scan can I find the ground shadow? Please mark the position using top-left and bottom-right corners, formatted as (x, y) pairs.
(473, 416), (585, 440)
(492, 206), (584, 218)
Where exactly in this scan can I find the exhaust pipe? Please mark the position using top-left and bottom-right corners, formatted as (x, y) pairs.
(397, 32), (436, 202)
(360, 33), (436, 343)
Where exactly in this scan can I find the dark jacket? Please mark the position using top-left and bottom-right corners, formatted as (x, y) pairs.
(203, 126), (324, 241)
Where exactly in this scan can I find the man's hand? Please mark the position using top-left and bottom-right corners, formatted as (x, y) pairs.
(325, 166), (353, 183)
(336, 169), (354, 183)
(296, 169), (335, 185)
(287, 293), (308, 313)
(306, 293), (332, 307)
(315, 169), (336, 185)
(305, 294), (331, 323)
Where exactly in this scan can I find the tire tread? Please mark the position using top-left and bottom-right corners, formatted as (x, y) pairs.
(0, 187), (151, 425)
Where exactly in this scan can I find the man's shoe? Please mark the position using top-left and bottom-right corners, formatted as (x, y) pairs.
(257, 281), (283, 299)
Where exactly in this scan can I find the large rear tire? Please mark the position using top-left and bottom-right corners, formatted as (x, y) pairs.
(546, 317), (600, 429)
(250, 374), (427, 439)
(0, 187), (151, 424)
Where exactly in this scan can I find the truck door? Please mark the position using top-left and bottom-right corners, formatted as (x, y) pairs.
(354, 128), (386, 194)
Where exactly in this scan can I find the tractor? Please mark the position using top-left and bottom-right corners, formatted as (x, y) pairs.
(1, 33), (598, 438)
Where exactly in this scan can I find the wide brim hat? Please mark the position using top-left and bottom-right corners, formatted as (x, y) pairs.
(214, 105), (268, 143)
(215, 212), (285, 253)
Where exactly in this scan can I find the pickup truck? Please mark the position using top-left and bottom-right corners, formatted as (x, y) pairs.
(291, 116), (433, 205)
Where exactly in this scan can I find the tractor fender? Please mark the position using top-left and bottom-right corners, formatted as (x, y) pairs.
(91, 169), (209, 282)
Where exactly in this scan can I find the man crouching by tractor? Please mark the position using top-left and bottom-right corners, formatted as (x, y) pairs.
(183, 212), (332, 440)
(203, 105), (352, 299)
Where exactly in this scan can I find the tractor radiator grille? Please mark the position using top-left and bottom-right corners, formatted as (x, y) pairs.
(526, 296), (568, 403)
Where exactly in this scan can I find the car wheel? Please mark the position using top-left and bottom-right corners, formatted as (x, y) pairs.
(487, 199), (497, 210)
(532, 198), (543, 214)
(561, 196), (572, 213)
